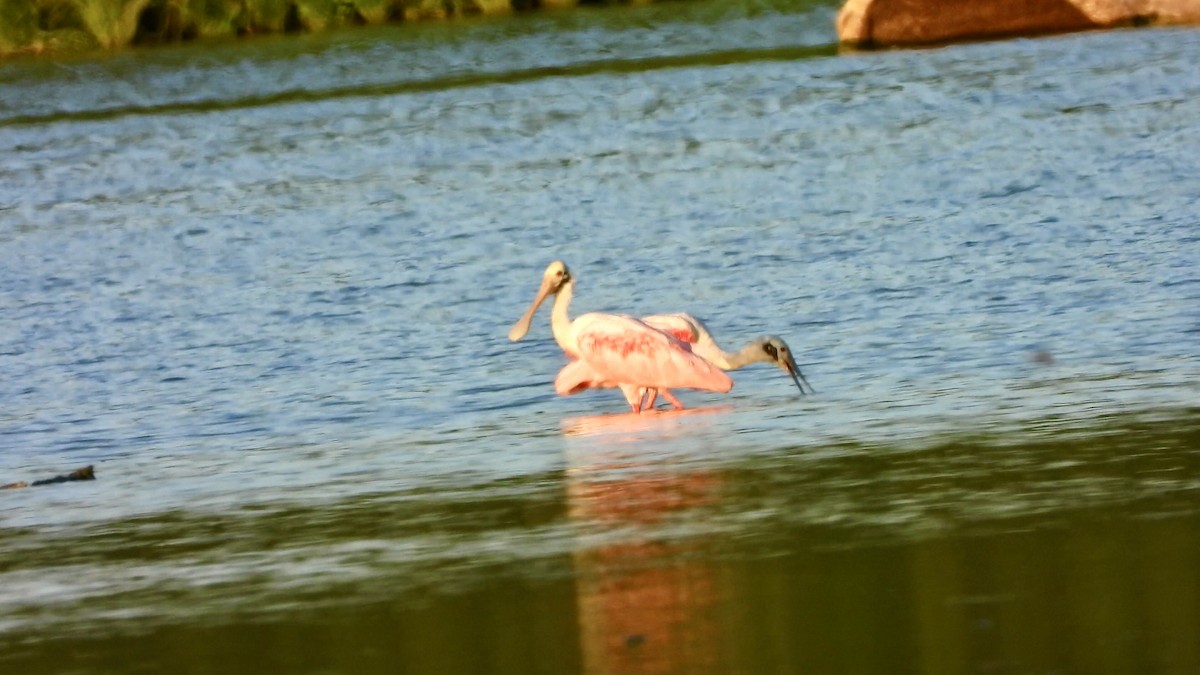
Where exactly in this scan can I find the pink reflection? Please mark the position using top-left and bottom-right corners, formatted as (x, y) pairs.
(561, 405), (734, 441)
(562, 408), (729, 673)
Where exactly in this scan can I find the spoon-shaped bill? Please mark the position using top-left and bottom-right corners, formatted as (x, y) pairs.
(782, 355), (814, 395)
(508, 276), (556, 341)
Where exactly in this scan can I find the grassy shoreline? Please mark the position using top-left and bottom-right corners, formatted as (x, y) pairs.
(0, 0), (660, 57)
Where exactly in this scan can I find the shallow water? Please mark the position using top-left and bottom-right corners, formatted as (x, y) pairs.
(1, 2), (1199, 672)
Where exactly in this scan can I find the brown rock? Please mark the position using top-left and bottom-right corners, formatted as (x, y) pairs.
(1074, 0), (1200, 24)
(838, 0), (1200, 47)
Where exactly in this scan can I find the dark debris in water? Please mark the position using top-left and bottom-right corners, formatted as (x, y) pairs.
(2, 465), (95, 490)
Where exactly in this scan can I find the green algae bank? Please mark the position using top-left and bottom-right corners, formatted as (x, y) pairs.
(0, 0), (584, 56)
(0, 0), (833, 56)
(2, 3), (1199, 672)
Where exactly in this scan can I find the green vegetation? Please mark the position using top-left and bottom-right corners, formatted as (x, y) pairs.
(0, 0), (660, 56)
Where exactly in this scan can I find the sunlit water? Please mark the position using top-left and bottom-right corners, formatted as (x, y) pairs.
(1, 3), (1199, 672)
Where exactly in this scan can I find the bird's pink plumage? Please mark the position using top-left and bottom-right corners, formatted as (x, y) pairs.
(570, 314), (732, 393)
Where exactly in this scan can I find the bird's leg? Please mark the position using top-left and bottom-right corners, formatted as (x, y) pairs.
(659, 389), (685, 410)
(619, 383), (645, 414)
(641, 388), (659, 410)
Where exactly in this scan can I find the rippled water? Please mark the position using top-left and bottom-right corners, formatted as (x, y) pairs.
(1, 3), (1199, 672)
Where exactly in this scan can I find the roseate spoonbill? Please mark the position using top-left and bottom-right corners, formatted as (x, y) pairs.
(642, 313), (813, 396)
(508, 261), (733, 413)
(567, 313), (814, 412)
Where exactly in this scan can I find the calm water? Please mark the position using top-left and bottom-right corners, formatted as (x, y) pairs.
(1, 2), (1199, 672)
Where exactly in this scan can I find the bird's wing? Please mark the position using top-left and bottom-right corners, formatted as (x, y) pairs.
(641, 313), (700, 343)
(554, 359), (645, 409)
(573, 313), (732, 393)
(643, 312), (726, 363)
(554, 359), (612, 396)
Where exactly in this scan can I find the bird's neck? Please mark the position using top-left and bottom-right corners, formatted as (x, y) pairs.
(551, 280), (577, 355)
(719, 342), (766, 371)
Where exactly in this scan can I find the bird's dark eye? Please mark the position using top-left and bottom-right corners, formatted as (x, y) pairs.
(763, 344), (778, 359)
(780, 347), (788, 354)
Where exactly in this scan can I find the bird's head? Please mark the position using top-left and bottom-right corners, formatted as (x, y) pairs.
(757, 336), (813, 395)
(508, 261), (572, 342)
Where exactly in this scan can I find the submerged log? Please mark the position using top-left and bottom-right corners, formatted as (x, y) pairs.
(837, 0), (1200, 48)
(2, 465), (95, 490)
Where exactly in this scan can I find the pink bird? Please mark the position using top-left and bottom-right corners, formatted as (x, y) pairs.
(637, 313), (813, 408)
(557, 313), (813, 411)
(508, 261), (733, 413)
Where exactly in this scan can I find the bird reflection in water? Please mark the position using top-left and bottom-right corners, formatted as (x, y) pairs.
(561, 407), (730, 674)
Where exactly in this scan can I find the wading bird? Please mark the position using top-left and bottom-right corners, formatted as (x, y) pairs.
(641, 313), (813, 401)
(508, 261), (733, 413)
(554, 313), (813, 411)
